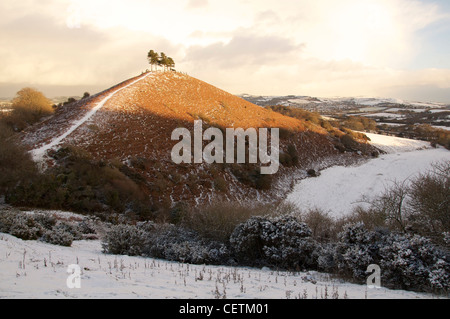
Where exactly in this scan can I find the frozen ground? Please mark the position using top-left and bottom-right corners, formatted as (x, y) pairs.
(0, 233), (438, 299)
(286, 133), (450, 218)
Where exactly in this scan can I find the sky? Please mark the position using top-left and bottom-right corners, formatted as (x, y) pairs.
(0, 0), (449, 103)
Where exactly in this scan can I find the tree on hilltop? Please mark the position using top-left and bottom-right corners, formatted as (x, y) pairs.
(167, 57), (175, 70)
(147, 50), (175, 72)
(159, 52), (168, 71)
(147, 50), (159, 71)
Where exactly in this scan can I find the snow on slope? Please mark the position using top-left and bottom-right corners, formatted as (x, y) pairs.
(0, 233), (435, 299)
(286, 134), (450, 218)
(364, 133), (431, 154)
(30, 72), (152, 162)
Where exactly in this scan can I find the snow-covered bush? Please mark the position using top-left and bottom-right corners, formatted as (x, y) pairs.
(145, 224), (229, 265)
(53, 221), (83, 241)
(379, 234), (449, 291)
(31, 213), (57, 231)
(77, 218), (98, 238)
(41, 223), (74, 247)
(230, 215), (317, 270)
(332, 223), (450, 292)
(0, 210), (90, 247)
(9, 214), (43, 240)
(0, 210), (16, 233)
(315, 243), (338, 273)
(102, 222), (230, 265)
(102, 224), (150, 256)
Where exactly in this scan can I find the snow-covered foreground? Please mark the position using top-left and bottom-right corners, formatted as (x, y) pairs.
(286, 133), (450, 218)
(0, 233), (437, 299)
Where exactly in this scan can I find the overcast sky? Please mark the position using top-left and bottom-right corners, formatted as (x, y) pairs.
(1, 0), (449, 102)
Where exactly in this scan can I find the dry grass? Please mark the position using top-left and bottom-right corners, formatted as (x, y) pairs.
(181, 201), (274, 242)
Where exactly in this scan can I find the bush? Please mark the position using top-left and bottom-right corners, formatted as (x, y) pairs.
(331, 223), (449, 292)
(302, 209), (336, 242)
(8, 88), (53, 131)
(0, 209), (90, 247)
(144, 224), (229, 265)
(9, 214), (43, 241)
(8, 145), (148, 215)
(230, 215), (317, 270)
(102, 222), (229, 265)
(340, 134), (359, 151)
(0, 124), (38, 195)
(182, 201), (273, 243)
(408, 161), (450, 243)
(41, 224), (74, 247)
(102, 224), (149, 256)
(353, 161), (450, 246)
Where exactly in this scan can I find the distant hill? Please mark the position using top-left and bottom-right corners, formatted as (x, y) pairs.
(239, 94), (450, 112)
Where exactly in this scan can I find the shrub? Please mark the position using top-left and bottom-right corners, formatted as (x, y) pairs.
(302, 209), (336, 242)
(41, 224), (74, 247)
(9, 214), (43, 240)
(340, 134), (359, 151)
(407, 161), (450, 243)
(181, 201), (273, 243)
(230, 215), (317, 270)
(353, 161), (450, 246)
(9, 88), (53, 130)
(102, 224), (149, 256)
(144, 224), (229, 265)
(332, 223), (450, 292)
(102, 222), (229, 265)
(77, 218), (98, 236)
(0, 209), (92, 247)
(8, 145), (148, 215)
(213, 176), (227, 192)
(0, 126), (38, 195)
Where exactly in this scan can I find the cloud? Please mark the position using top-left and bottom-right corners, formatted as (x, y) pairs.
(0, 3), (181, 90)
(185, 33), (304, 68)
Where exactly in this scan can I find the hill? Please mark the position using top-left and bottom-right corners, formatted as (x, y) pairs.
(18, 71), (378, 215)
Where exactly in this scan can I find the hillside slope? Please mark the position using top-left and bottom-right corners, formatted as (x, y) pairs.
(20, 71), (377, 210)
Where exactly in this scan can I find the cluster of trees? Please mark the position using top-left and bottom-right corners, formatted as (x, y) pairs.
(147, 50), (175, 71)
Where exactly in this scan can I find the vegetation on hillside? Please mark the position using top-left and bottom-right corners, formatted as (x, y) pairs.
(3, 88), (54, 132)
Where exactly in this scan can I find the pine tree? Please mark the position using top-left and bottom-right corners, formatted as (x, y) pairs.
(159, 52), (168, 71)
(167, 57), (175, 71)
(147, 50), (159, 71)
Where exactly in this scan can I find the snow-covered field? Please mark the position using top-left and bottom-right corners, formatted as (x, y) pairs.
(1, 133), (448, 299)
(286, 133), (450, 217)
(0, 233), (437, 299)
